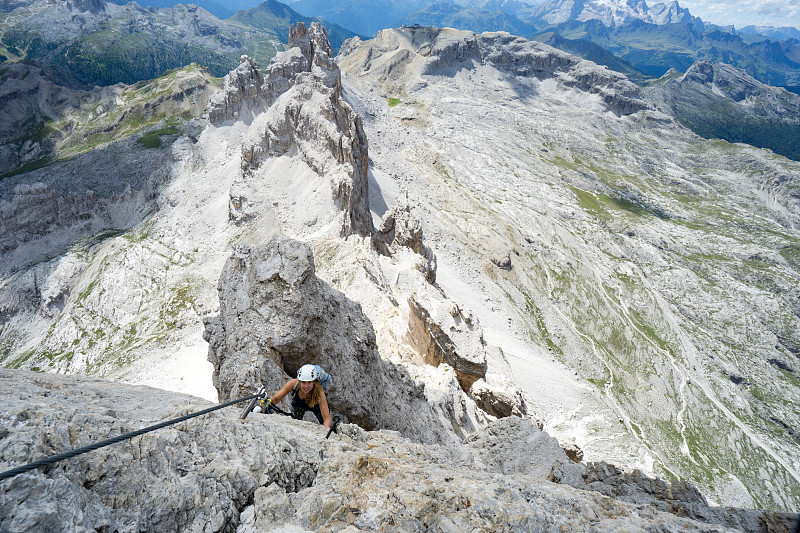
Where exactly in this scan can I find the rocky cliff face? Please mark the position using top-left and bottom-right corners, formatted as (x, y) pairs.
(0, 62), (216, 262)
(338, 26), (800, 511)
(209, 23), (372, 237)
(339, 26), (652, 116)
(3, 19), (800, 522)
(203, 236), (489, 446)
(3, 370), (797, 532)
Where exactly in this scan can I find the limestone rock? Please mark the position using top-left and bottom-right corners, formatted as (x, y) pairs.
(464, 416), (570, 479)
(372, 197), (437, 283)
(0, 182), (147, 258)
(209, 23), (371, 237)
(338, 26), (800, 511)
(0, 62), (216, 260)
(406, 293), (487, 392)
(204, 235), (479, 446)
(561, 439), (585, 463)
(491, 251), (512, 270)
(5, 369), (793, 533)
(0, 369), (326, 533)
(338, 26), (654, 116)
(469, 376), (530, 418)
(552, 460), (799, 532)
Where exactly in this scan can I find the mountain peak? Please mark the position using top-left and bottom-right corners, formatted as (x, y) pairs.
(66, 0), (106, 14)
(531, 0), (702, 28)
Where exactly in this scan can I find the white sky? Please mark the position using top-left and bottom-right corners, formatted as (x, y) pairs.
(669, 0), (800, 28)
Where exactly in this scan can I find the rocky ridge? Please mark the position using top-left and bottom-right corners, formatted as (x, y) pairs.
(203, 236), (493, 447)
(0, 21), (532, 454)
(2, 369), (798, 532)
(0, 63), (216, 254)
(1, 17), (799, 521)
(529, 0), (704, 29)
(0, 60), (214, 177)
(643, 60), (800, 161)
(338, 25), (653, 116)
(337, 25), (800, 510)
(209, 23), (372, 237)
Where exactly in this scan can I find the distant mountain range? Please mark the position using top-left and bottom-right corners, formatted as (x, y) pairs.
(551, 19), (800, 88)
(398, 0), (800, 90)
(3, 0), (800, 160)
(644, 61), (800, 160)
(400, 2), (537, 36)
(0, 0), (359, 87)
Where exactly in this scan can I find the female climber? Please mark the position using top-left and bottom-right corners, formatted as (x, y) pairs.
(256, 364), (332, 428)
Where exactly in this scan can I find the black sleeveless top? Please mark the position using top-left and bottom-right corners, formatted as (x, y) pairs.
(290, 385), (324, 424)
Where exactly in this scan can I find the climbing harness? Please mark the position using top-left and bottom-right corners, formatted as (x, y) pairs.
(240, 385), (340, 439)
(240, 387), (293, 420)
(0, 392), (262, 482)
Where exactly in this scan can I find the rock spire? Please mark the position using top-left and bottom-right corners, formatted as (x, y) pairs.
(208, 22), (371, 237)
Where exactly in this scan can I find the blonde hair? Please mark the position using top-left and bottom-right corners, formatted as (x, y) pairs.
(302, 381), (323, 408)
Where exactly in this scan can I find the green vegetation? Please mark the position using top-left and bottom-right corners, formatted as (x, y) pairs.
(21, 119), (56, 144)
(0, 156), (50, 181)
(137, 134), (162, 148)
(779, 244), (800, 269)
(681, 113), (800, 162)
(656, 90), (800, 162)
(159, 283), (197, 328)
(388, 97), (402, 107)
(1, 16), (239, 87)
(569, 185), (651, 223)
(587, 377), (609, 389)
(136, 126), (180, 148)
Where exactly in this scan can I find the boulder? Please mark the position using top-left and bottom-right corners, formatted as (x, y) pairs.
(469, 376), (530, 418)
(372, 198), (437, 283)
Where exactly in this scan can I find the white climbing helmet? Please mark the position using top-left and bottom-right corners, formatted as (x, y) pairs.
(297, 364), (319, 382)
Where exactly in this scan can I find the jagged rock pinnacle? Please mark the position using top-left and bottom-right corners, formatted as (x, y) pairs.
(208, 22), (372, 237)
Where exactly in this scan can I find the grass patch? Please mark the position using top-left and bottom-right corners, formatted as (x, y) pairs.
(136, 125), (181, 149)
(779, 244), (800, 269)
(0, 156), (51, 180)
(387, 97), (401, 107)
(570, 185), (659, 224)
(150, 126), (180, 136)
(18, 119), (57, 144)
(136, 133), (161, 148)
(588, 377), (609, 390)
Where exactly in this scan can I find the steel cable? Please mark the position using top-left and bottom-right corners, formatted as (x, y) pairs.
(0, 392), (260, 482)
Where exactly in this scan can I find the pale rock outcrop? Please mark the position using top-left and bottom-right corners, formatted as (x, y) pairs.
(372, 197), (437, 283)
(203, 235), (483, 446)
(552, 460), (800, 532)
(468, 373), (530, 418)
(406, 293), (487, 392)
(463, 416), (570, 478)
(338, 26), (653, 116)
(208, 23), (371, 237)
(4, 370), (796, 533)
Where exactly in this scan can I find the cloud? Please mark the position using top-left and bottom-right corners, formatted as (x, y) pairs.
(678, 0), (800, 27)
